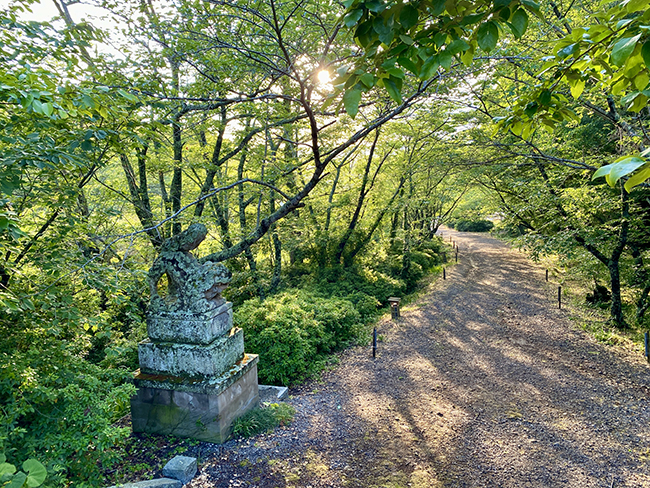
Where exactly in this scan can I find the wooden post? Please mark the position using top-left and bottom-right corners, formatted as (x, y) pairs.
(455, 250), (458, 263)
(373, 327), (377, 358)
(645, 332), (649, 363)
(546, 269), (548, 282)
(558, 286), (562, 309)
(443, 268), (446, 280)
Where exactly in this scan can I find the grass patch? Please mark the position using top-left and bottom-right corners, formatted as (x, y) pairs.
(231, 403), (296, 438)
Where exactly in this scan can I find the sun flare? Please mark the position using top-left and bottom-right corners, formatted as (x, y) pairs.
(317, 70), (331, 84)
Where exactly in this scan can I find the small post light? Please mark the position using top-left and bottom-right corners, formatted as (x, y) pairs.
(388, 297), (401, 320)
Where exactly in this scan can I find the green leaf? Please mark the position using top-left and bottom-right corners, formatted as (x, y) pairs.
(117, 88), (137, 103)
(0, 462), (16, 477)
(430, 0), (446, 16)
(521, 0), (540, 13)
(399, 5), (419, 30)
(23, 460), (46, 487)
(419, 55), (440, 79)
(344, 9), (363, 28)
(557, 43), (579, 59)
(434, 32), (447, 48)
(509, 8), (528, 38)
(372, 16), (390, 36)
(524, 101), (538, 117)
(439, 51), (452, 70)
(608, 156), (647, 186)
(621, 91), (640, 107)
(477, 21), (499, 52)
(630, 92), (648, 112)
(365, 0), (384, 13)
(382, 77), (403, 104)
(611, 34), (642, 67)
(592, 164), (614, 181)
(642, 41), (650, 69)
(397, 56), (418, 73)
(360, 73), (374, 88)
(343, 88), (362, 117)
(460, 13), (486, 26)
(399, 34), (414, 45)
(447, 39), (470, 55)
(6, 472), (27, 488)
(461, 46), (475, 65)
(31, 99), (43, 114)
(626, 0), (650, 13)
(625, 164), (650, 191)
(570, 79), (585, 98)
(538, 89), (552, 106)
(386, 67), (405, 78)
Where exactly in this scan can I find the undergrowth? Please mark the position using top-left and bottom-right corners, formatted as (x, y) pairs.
(231, 403), (296, 438)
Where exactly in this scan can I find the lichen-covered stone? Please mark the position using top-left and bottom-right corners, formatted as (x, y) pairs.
(148, 223), (232, 317)
(131, 355), (259, 443)
(132, 223), (260, 444)
(138, 328), (244, 378)
(147, 302), (233, 345)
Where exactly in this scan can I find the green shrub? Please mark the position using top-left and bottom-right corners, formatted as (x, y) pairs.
(235, 290), (364, 385)
(0, 336), (134, 483)
(454, 219), (494, 232)
(303, 265), (404, 307)
(0, 284), (137, 486)
(231, 403), (296, 438)
(342, 291), (381, 322)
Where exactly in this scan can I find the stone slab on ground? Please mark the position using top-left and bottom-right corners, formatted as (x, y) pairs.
(258, 385), (288, 402)
(162, 456), (197, 484)
(107, 478), (181, 488)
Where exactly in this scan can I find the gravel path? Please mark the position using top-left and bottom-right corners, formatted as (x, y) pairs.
(188, 230), (650, 487)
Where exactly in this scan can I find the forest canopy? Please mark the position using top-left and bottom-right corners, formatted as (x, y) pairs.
(2, 0), (650, 485)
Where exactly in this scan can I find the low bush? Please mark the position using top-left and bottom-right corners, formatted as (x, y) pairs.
(454, 219), (494, 232)
(235, 290), (364, 385)
(0, 333), (134, 483)
(231, 402), (296, 438)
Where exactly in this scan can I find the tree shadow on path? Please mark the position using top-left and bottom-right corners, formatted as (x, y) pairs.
(190, 230), (650, 488)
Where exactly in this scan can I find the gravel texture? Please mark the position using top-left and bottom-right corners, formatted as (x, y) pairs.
(186, 229), (650, 487)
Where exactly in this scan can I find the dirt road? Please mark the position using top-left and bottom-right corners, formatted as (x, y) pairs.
(189, 230), (650, 487)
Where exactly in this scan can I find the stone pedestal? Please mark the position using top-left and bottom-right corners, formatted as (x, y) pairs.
(131, 304), (259, 442)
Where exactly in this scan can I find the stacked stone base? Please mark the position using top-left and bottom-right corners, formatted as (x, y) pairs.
(131, 354), (259, 443)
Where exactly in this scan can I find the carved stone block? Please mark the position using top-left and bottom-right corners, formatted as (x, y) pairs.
(131, 355), (259, 443)
(138, 328), (244, 378)
(146, 302), (233, 345)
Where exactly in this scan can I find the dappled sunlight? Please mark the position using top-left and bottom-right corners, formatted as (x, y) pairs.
(198, 228), (650, 487)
